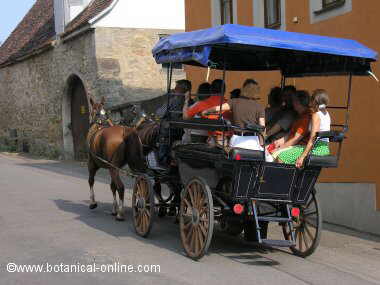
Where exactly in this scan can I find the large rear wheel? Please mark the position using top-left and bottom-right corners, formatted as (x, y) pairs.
(180, 178), (214, 260)
(132, 175), (155, 238)
(283, 189), (322, 257)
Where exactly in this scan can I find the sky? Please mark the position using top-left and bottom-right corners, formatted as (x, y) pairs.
(0, 0), (36, 44)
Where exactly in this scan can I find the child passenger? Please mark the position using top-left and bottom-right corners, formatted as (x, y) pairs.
(270, 89), (331, 167)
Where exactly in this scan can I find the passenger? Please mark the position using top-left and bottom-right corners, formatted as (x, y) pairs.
(265, 87), (282, 123)
(156, 79), (192, 119)
(270, 90), (330, 165)
(196, 82), (212, 101)
(230, 88), (241, 99)
(183, 79), (225, 119)
(183, 79), (228, 146)
(157, 79), (192, 167)
(294, 89), (331, 168)
(203, 79), (265, 151)
(266, 85), (298, 143)
(189, 82), (212, 143)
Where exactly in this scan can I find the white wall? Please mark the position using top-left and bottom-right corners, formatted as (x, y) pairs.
(93, 0), (185, 30)
(317, 183), (380, 236)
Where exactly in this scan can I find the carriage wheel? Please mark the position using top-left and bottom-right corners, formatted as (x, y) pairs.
(180, 178), (214, 260)
(132, 175), (155, 238)
(283, 189), (322, 257)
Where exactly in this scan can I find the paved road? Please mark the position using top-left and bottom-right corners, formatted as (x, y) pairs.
(0, 153), (380, 285)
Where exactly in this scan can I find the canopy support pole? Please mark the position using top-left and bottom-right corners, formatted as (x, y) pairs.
(220, 57), (227, 147)
(219, 58), (227, 119)
(344, 73), (353, 131)
(280, 75), (286, 89)
(336, 72), (352, 165)
(166, 63), (173, 144)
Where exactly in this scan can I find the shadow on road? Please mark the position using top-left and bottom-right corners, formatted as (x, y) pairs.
(53, 199), (282, 266)
(323, 222), (380, 243)
(17, 161), (134, 188)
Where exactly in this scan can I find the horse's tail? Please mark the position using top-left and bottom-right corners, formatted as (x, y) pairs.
(122, 127), (147, 173)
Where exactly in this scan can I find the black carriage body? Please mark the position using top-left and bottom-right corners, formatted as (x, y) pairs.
(173, 144), (321, 205)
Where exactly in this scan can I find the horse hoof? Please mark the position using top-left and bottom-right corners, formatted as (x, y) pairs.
(115, 215), (125, 221)
(89, 203), (98, 210)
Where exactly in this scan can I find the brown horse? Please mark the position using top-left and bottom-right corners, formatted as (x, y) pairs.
(87, 97), (146, 221)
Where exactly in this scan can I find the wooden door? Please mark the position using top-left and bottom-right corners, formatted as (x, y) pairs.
(71, 78), (90, 160)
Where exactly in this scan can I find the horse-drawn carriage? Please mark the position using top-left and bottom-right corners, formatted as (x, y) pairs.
(92, 24), (377, 261)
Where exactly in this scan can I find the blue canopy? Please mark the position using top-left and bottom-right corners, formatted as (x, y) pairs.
(152, 24), (377, 76)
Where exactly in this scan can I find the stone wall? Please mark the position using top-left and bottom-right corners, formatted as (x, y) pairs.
(0, 30), (99, 159)
(0, 27), (186, 159)
(94, 27), (185, 106)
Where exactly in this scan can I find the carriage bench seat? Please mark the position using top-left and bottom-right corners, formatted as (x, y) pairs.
(307, 155), (338, 168)
(229, 148), (264, 161)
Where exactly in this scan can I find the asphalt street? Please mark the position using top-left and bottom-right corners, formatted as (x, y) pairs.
(0, 153), (379, 285)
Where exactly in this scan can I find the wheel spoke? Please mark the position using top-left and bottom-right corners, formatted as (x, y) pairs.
(303, 229), (310, 249)
(188, 186), (195, 207)
(194, 227), (200, 254)
(183, 197), (192, 209)
(306, 196), (314, 209)
(304, 210), (317, 217)
(199, 206), (208, 217)
(304, 222), (314, 241)
(298, 231), (303, 252)
(136, 211), (142, 228)
(193, 184), (200, 208)
(185, 226), (194, 244)
(189, 228), (196, 251)
(183, 219), (192, 230)
(140, 212), (146, 232)
(304, 218), (317, 229)
(144, 209), (151, 219)
(142, 181), (149, 199)
(199, 222), (207, 238)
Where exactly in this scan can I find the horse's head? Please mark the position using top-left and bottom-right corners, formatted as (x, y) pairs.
(89, 97), (109, 125)
(127, 104), (153, 129)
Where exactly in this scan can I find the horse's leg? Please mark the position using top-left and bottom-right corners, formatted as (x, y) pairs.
(110, 181), (118, 216)
(110, 169), (125, 221)
(88, 157), (99, 209)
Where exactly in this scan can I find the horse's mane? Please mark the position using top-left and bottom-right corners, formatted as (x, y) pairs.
(136, 121), (160, 151)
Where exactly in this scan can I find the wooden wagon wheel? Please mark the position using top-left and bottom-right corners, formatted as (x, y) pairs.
(180, 177), (214, 260)
(132, 175), (155, 238)
(283, 189), (322, 257)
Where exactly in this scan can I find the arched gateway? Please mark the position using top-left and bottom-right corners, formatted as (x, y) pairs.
(64, 75), (90, 160)
(70, 76), (89, 160)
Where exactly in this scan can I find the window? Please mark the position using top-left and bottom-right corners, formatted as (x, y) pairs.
(264, 0), (281, 29)
(322, 0), (345, 9)
(220, 0), (233, 24)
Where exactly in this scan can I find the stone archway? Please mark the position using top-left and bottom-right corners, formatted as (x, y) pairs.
(62, 74), (90, 160)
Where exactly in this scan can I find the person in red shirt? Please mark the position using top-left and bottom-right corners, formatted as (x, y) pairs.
(183, 79), (226, 119)
(270, 90), (312, 162)
(183, 79), (229, 145)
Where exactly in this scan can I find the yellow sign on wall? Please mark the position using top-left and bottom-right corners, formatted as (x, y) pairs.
(80, 106), (87, 115)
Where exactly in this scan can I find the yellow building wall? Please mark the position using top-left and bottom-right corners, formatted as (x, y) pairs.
(185, 0), (380, 209)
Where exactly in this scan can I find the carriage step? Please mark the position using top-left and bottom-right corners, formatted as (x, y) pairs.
(261, 239), (294, 247)
(257, 216), (291, 223)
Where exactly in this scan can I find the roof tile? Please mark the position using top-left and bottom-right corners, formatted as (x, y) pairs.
(0, 0), (55, 66)
(0, 0), (115, 66)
